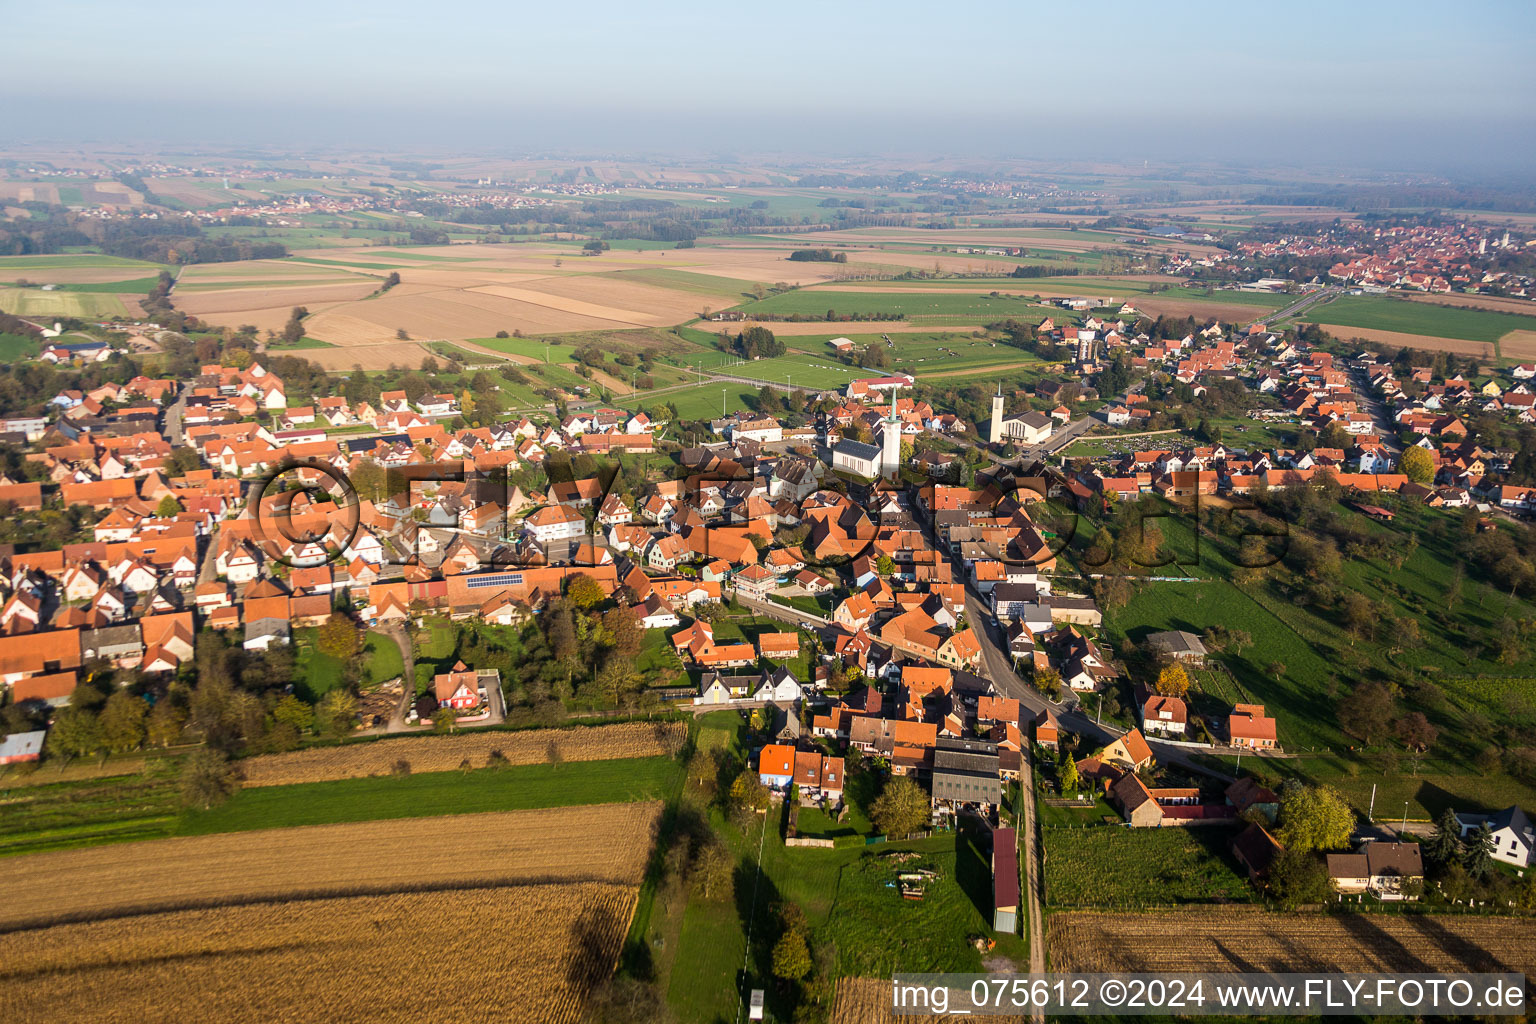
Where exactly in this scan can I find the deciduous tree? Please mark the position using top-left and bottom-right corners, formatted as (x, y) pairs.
(180, 748), (241, 810)
(1337, 680), (1395, 745)
(869, 776), (929, 837)
(99, 690), (148, 752)
(566, 573), (606, 610)
(1399, 445), (1434, 483)
(1276, 782), (1354, 853)
(1154, 663), (1190, 698)
(316, 612), (361, 661)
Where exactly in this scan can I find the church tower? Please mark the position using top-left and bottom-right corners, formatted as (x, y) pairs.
(880, 389), (902, 478)
(989, 383), (1005, 444)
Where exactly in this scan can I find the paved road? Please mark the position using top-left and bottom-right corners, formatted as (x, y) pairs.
(1349, 363), (1401, 451)
(196, 524), (220, 585)
(1262, 286), (1339, 325)
(163, 390), (188, 447)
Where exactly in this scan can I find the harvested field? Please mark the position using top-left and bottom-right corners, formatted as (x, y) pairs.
(469, 283), (665, 325)
(173, 281), (379, 316)
(0, 885), (637, 1024)
(0, 801), (659, 930)
(1049, 908), (1536, 974)
(239, 721), (685, 787)
(832, 978), (1026, 1024)
(301, 340), (436, 370)
(1129, 297), (1280, 323)
(1500, 330), (1536, 361)
(0, 799), (652, 1024)
(1308, 323), (1495, 358)
(303, 289), (621, 343)
(509, 273), (738, 320)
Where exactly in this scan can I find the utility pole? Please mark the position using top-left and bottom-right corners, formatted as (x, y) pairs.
(722, 388), (727, 416)
(1367, 783), (1376, 822)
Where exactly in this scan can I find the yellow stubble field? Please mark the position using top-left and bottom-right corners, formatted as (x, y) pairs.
(0, 802), (662, 1024)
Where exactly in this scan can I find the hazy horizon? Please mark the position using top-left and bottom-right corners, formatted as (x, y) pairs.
(3, 0), (1533, 176)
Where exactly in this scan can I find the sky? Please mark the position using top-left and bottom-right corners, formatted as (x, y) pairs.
(3, 0), (1534, 174)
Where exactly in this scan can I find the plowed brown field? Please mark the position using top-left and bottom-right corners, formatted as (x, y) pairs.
(1050, 908), (1536, 974)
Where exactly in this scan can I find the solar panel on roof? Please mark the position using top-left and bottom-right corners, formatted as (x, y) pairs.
(466, 572), (524, 589)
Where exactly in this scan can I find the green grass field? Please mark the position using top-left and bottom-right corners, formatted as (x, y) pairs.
(601, 267), (752, 298)
(0, 765), (181, 857)
(694, 352), (861, 389)
(0, 276), (162, 294)
(0, 332), (41, 360)
(1309, 294), (1536, 343)
(267, 336), (336, 350)
(177, 755), (683, 836)
(1042, 824), (1254, 908)
(0, 287), (129, 318)
(294, 628), (405, 701)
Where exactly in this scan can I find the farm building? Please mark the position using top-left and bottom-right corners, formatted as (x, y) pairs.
(0, 730), (44, 765)
(931, 737), (1002, 814)
(1230, 823), (1283, 882)
(992, 827), (1019, 933)
(1146, 630), (1207, 664)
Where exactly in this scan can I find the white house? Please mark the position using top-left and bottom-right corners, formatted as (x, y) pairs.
(1458, 805), (1534, 868)
(523, 504), (587, 544)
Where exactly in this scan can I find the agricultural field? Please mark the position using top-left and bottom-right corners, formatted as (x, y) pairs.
(1050, 908), (1536, 974)
(0, 286), (130, 318)
(0, 253), (164, 274)
(1307, 294), (1536, 344)
(2, 802), (659, 928)
(0, 886), (640, 1024)
(1042, 824), (1254, 908)
(0, 803), (659, 1024)
(238, 720), (684, 786)
(0, 764), (180, 856)
(732, 288), (1062, 323)
(2, 752), (682, 853)
(787, 327), (1050, 379)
